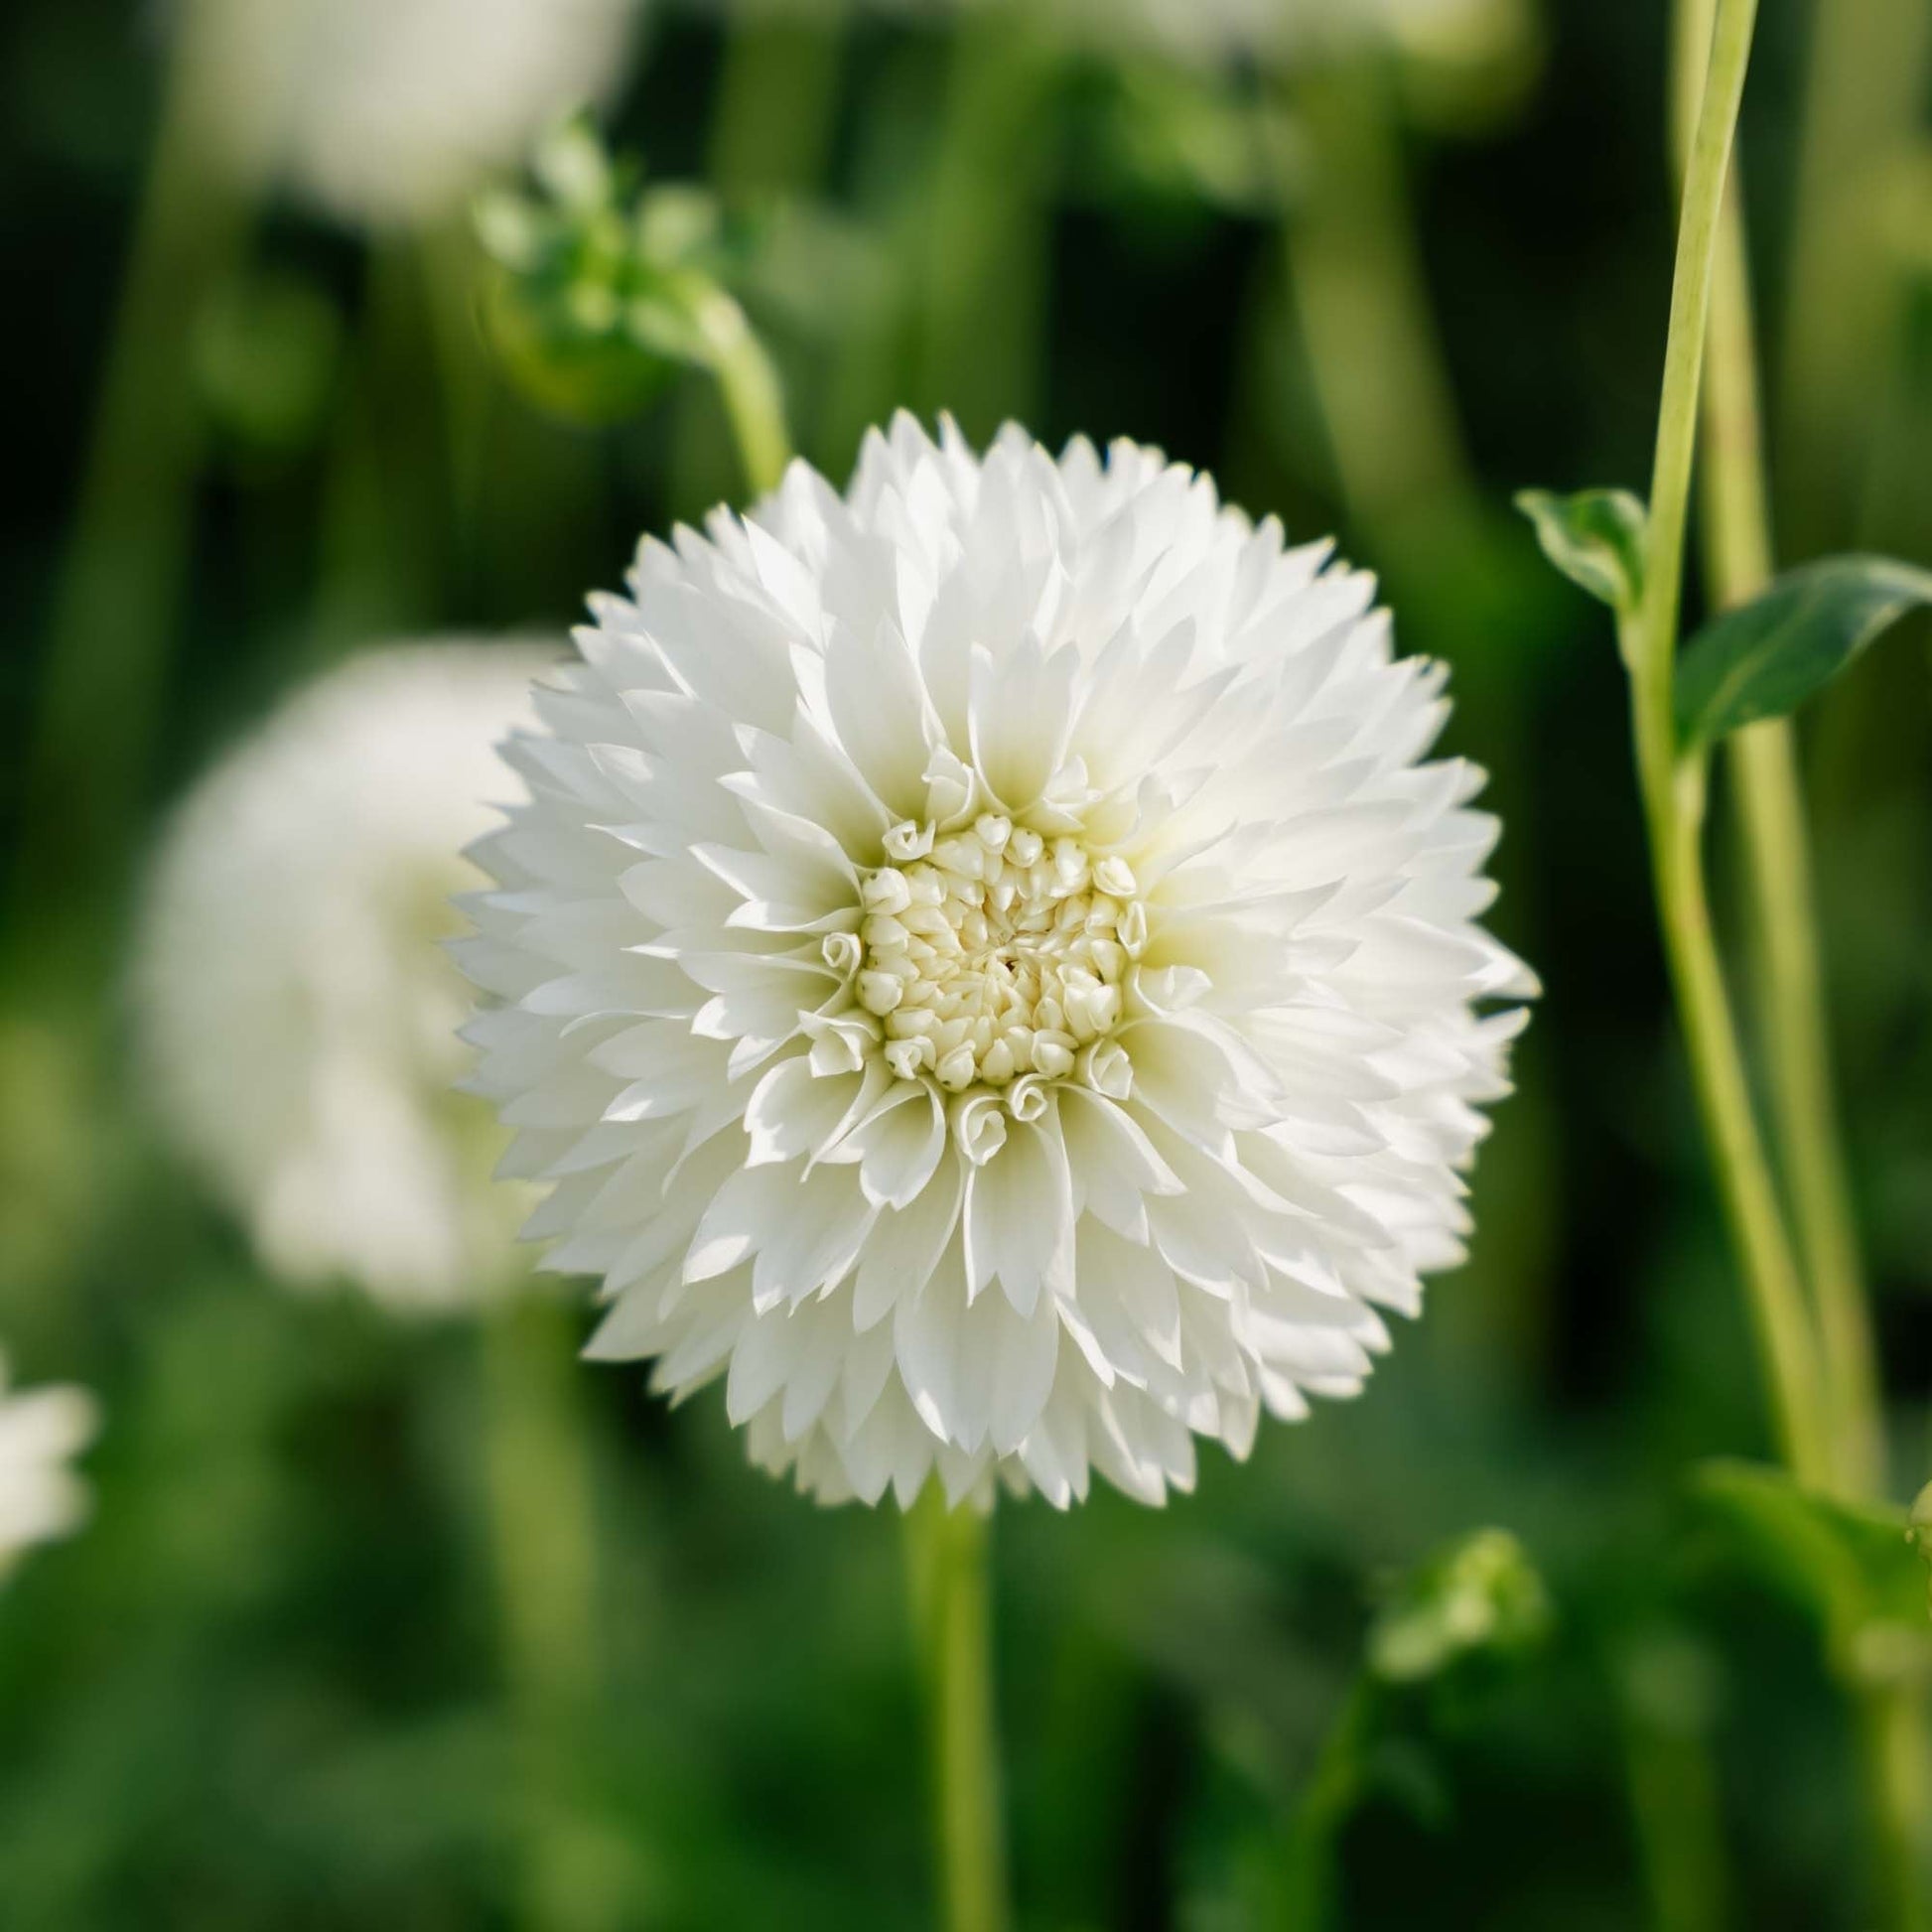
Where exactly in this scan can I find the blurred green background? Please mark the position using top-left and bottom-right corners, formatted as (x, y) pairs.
(3, 0), (1930, 1925)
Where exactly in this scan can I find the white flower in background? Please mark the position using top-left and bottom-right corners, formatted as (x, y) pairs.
(137, 644), (554, 1312)
(183, 0), (644, 228)
(461, 417), (1533, 1508)
(0, 1354), (96, 1585)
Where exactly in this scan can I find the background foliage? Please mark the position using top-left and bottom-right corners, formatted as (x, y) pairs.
(3, 1), (1930, 1925)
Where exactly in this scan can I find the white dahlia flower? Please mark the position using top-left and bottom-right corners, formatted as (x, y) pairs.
(460, 417), (1533, 1507)
(184, 0), (644, 229)
(137, 644), (555, 1312)
(0, 1354), (96, 1585)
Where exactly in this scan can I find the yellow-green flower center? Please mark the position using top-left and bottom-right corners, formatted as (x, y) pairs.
(852, 816), (1143, 1090)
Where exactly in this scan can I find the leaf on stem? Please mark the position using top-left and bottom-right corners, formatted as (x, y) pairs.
(1514, 486), (1648, 615)
(1674, 556), (1932, 753)
(1694, 1460), (1931, 1679)
(1909, 1479), (1932, 1621)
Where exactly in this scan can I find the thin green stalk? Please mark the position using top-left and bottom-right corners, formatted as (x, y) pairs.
(702, 290), (793, 499)
(20, 0), (254, 903)
(911, 6), (1059, 438)
(420, 219), (498, 607)
(1787, 0), (1932, 918)
(703, 5), (847, 204)
(1672, 0), (1882, 1502)
(1278, 57), (1482, 547)
(1731, 715), (1883, 1491)
(1277, 1684), (1372, 1931)
(904, 1489), (1010, 1932)
(1623, 0), (1835, 1490)
(483, 1294), (613, 1932)
(1666, 31), (1924, 1928)
(1620, 1660), (1728, 1932)
(310, 239), (441, 659)
(668, 6), (845, 515)
(1268, 49), (1562, 1398)
(1859, 1679), (1932, 1932)
(1776, 0), (1932, 556)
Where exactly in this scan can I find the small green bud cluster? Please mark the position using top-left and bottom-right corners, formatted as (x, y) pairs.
(475, 116), (748, 426)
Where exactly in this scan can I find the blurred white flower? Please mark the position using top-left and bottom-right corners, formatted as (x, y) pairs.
(184, 0), (645, 228)
(0, 1354), (96, 1585)
(460, 417), (1533, 1508)
(137, 644), (555, 1312)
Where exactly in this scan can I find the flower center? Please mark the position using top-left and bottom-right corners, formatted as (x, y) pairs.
(852, 816), (1144, 1090)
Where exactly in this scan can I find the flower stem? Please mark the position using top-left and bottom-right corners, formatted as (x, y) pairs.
(1666, 9), (1927, 1921)
(1775, 0), (1932, 557)
(1621, 1699), (1727, 1932)
(483, 1294), (613, 1932)
(1278, 1684), (1372, 1930)
(18, 0), (254, 907)
(1671, 0), (1883, 1505)
(910, 7), (1058, 438)
(1859, 1679), (1932, 1932)
(1732, 712), (1883, 1491)
(700, 289), (793, 499)
(669, 6), (845, 517)
(704, 4), (847, 203)
(904, 1488), (1011, 1932)
(1623, 0), (1835, 1490)
(420, 218), (498, 612)
(1266, 47), (1562, 1398)
(1278, 56), (1482, 548)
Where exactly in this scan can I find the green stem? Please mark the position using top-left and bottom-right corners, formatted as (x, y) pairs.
(704, 4), (847, 204)
(420, 219), (498, 609)
(1775, 0), (1932, 557)
(19, 0), (254, 904)
(483, 1294), (613, 1932)
(1278, 57), (1482, 547)
(701, 290), (793, 499)
(1267, 49), (1561, 1398)
(668, 6), (845, 516)
(1732, 718), (1883, 1492)
(1657, 11), (1921, 1917)
(310, 239), (443, 659)
(904, 1489), (1010, 1932)
(1672, 0), (1882, 1505)
(1623, 0), (1835, 1490)
(1859, 1679), (1932, 1932)
(911, 7), (1059, 437)
(1278, 1684), (1372, 1931)
(1620, 1665), (1727, 1932)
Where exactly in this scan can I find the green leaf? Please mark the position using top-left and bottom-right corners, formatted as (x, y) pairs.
(1514, 486), (1648, 614)
(1367, 1528), (1552, 1685)
(1694, 1460), (1929, 1673)
(1675, 555), (1932, 752)
(1909, 1479), (1932, 1619)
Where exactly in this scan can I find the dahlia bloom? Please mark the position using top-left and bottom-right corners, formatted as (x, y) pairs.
(0, 1354), (96, 1585)
(137, 644), (554, 1311)
(461, 418), (1532, 1506)
(186, 0), (643, 229)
